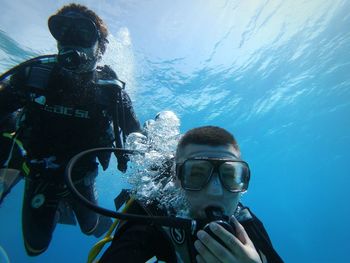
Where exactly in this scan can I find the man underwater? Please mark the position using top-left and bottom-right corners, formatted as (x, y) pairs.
(100, 126), (283, 263)
(0, 3), (140, 256)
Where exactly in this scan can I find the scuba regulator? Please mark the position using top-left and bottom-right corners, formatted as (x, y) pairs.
(56, 45), (99, 73)
(202, 207), (236, 249)
(57, 48), (90, 71)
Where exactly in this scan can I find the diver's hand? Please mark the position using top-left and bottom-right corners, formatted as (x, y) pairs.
(194, 216), (262, 263)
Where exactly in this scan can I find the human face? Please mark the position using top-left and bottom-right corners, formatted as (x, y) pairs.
(176, 143), (243, 219)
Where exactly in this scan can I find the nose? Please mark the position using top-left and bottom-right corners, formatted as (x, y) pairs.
(205, 172), (223, 196)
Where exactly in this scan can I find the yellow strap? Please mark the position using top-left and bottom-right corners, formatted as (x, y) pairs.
(22, 162), (30, 176)
(2, 132), (30, 176)
(3, 132), (25, 152)
(86, 197), (135, 263)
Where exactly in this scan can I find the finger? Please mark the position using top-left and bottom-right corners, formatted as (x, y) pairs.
(230, 216), (254, 247)
(197, 229), (237, 262)
(194, 238), (220, 263)
(196, 253), (206, 263)
(208, 222), (246, 255)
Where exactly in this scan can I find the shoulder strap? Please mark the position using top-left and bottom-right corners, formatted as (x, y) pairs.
(0, 55), (56, 82)
(87, 190), (135, 263)
(25, 63), (55, 91)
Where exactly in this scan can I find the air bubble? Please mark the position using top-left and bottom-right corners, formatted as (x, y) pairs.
(125, 111), (188, 216)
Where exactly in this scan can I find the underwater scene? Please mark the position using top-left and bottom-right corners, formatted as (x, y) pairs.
(0, 0), (350, 262)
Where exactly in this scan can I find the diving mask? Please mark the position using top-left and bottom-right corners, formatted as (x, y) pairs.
(48, 14), (99, 48)
(176, 157), (250, 192)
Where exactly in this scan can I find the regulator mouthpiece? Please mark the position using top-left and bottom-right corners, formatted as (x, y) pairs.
(57, 49), (88, 71)
(205, 206), (225, 221)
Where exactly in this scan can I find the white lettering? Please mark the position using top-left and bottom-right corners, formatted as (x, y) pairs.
(63, 107), (74, 116)
(43, 104), (90, 119)
(53, 105), (64, 114)
(44, 105), (54, 112)
(75, 109), (90, 119)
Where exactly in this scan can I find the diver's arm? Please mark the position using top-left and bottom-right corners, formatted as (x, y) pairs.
(118, 90), (141, 135)
(0, 81), (23, 121)
(0, 69), (27, 121)
(113, 90), (140, 172)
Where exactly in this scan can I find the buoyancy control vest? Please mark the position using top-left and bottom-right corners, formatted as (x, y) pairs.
(111, 191), (283, 263)
(5, 58), (130, 168)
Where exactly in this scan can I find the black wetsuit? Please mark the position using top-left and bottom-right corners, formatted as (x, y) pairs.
(0, 60), (140, 256)
(100, 202), (283, 263)
(101, 223), (177, 263)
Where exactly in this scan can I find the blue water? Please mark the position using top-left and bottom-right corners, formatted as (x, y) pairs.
(1, 0), (350, 262)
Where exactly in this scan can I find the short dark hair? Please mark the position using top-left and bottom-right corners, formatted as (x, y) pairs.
(54, 4), (109, 54)
(176, 126), (239, 153)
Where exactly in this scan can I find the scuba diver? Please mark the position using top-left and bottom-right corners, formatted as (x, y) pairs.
(0, 3), (140, 256)
(94, 126), (283, 263)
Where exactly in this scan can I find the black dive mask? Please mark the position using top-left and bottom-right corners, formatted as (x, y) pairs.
(176, 157), (250, 192)
(48, 14), (99, 48)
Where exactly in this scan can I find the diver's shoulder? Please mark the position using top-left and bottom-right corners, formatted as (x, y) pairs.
(96, 65), (117, 80)
(95, 65), (127, 91)
(6, 56), (56, 88)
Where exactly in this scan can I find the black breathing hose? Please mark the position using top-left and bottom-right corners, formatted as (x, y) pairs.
(65, 147), (196, 233)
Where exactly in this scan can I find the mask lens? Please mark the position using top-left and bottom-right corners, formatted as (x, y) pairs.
(48, 15), (98, 47)
(182, 160), (212, 190)
(49, 16), (70, 41)
(219, 161), (249, 191)
(74, 17), (97, 45)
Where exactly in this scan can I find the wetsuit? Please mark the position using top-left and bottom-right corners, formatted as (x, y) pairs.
(0, 60), (141, 256)
(100, 202), (283, 263)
